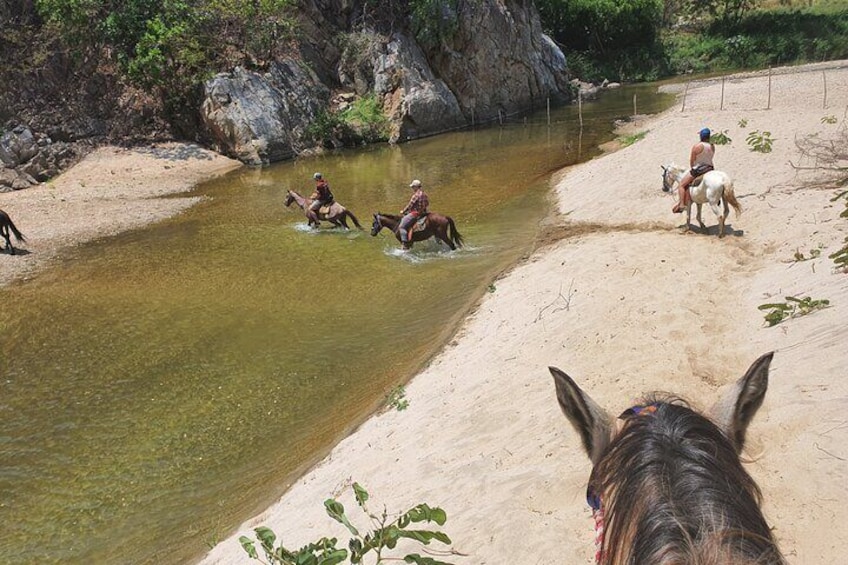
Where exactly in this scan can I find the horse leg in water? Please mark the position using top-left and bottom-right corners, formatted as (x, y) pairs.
(435, 224), (456, 251)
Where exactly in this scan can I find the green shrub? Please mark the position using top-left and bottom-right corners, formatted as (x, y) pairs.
(747, 130), (774, 153)
(711, 130), (732, 145)
(239, 483), (455, 564)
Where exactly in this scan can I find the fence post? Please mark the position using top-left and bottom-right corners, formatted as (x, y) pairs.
(682, 82), (689, 112)
(547, 97), (551, 126)
(498, 109), (503, 126)
(633, 94), (637, 117)
(720, 77), (725, 110)
(578, 92), (583, 128)
(767, 67), (772, 110)
(823, 71), (828, 109)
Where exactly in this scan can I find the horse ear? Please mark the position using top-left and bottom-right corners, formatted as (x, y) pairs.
(710, 352), (774, 452)
(549, 367), (613, 465)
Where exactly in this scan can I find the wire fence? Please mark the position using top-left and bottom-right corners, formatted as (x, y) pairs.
(676, 61), (848, 114)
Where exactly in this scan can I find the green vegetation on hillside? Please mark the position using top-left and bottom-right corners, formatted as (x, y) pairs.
(537, 0), (848, 82)
(33, 0), (296, 115)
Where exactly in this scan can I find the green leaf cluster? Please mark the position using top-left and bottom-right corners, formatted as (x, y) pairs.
(746, 130), (774, 153)
(758, 295), (831, 326)
(710, 130), (732, 145)
(385, 385), (410, 412)
(239, 483), (454, 565)
(831, 189), (848, 272)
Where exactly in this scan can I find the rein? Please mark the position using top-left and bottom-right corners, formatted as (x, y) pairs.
(586, 403), (658, 564)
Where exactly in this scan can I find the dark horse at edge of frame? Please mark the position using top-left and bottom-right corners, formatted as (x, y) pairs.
(284, 189), (363, 230)
(371, 212), (464, 251)
(0, 209), (26, 255)
(549, 352), (785, 565)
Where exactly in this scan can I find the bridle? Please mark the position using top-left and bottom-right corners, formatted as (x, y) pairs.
(661, 166), (675, 193)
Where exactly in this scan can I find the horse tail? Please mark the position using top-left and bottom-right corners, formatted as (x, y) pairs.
(447, 216), (464, 248)
(3, 214), (25, 242)
(346, 209), (363, 230)
(723, 178), (742, 218)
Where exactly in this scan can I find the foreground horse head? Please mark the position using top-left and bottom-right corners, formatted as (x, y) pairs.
(550, 353), (784, 564)
(661, 163), (742, 238)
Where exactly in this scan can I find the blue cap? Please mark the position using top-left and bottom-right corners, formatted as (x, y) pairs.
(699, 128), (711, 140)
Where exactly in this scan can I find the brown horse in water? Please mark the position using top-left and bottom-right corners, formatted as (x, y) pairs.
(550, 352), (785, 565)
(370, 212), (463, 251)
(1, 209), (26, 255)
(284, 190), (363, 230)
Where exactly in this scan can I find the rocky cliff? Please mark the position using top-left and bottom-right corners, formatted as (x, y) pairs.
(199, 0), (571, 165)
(1, 0), (571, 186)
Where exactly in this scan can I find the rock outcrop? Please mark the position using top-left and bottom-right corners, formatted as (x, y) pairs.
(200, 0), (571, 165)
(0, 123), (80, 191)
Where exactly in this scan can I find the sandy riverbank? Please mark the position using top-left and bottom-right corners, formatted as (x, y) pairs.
(3, 62), (847, 563)
(198, 62), (847, 563)
(0, 143), (242, 287)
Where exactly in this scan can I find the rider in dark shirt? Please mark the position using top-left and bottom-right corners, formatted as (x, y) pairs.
(308, 172), (334, 224)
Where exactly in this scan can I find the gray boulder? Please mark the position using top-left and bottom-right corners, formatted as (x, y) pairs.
(201, 60), (331, 166)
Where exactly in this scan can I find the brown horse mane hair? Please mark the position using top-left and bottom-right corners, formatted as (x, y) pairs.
(594, 395), (785, 565)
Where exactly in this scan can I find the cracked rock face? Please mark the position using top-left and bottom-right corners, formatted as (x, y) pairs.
(199, 0), (571, 165)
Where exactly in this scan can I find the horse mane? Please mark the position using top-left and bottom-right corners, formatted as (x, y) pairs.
(595, 396), (784, 565)
(377, 212), (401, 220)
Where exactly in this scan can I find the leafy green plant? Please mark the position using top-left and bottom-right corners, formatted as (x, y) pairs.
(619, 131), (647, 147)
(239, 483), (455, 564)
(385, 385), (409, 412)
(710, 129), (732, 145)
(821, 115), (838, 124)
(486, 284), (497, 293)
(830, 189), (848, 272)
(758, 295), (831, 327)
(746, 130), (774, 153)
(737, 118), (748, 128)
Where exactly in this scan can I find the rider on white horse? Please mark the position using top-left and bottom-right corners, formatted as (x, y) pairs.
(673, 128), (715, 214)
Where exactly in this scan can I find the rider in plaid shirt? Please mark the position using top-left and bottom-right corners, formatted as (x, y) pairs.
(399, 179), (429, 249)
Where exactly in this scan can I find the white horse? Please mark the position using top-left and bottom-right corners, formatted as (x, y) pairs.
(661, 164), (742, 238)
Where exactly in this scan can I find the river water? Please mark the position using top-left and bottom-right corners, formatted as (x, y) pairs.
(0, 84), (673, 564)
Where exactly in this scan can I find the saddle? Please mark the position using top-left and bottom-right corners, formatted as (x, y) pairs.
(318, 202), (340, 216)
(410, 214), (429, 233)
(690, 164), (713, 188)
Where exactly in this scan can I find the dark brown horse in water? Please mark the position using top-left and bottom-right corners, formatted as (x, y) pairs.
(284, 190), (363, 230)
(550, 352), (785, 565)
(370, 212), (463, 250)
(1, 209), (26, 255)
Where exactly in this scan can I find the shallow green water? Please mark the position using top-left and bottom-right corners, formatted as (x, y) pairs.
(0, 84), (673, 564)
